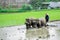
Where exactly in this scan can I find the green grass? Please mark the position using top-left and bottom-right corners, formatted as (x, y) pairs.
(0, 9), (60, 27)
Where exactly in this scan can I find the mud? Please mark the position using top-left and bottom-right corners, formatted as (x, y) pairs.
(0, 21), (60, 40)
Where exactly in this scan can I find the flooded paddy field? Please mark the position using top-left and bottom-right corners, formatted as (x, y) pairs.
(26, 27), (49, 40)
(26, 21), (60, 40)
(0, 21), (60, 40)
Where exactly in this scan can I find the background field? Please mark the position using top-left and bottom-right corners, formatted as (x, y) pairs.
(0, 9), (60, 27)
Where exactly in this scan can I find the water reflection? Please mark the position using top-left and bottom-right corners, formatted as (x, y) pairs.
(26, 27), (60, 40)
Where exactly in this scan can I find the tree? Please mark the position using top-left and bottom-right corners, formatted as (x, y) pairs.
(29, 0), (42, 9)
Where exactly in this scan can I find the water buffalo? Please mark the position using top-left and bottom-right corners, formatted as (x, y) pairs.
(25, 18), (46, 29)
(39, 18), (46, 27)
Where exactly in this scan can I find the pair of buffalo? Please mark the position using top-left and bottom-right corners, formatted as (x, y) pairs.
(25, 18), (47, 29)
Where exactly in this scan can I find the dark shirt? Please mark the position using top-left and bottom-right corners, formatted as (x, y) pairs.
(45, 15), (49, 22)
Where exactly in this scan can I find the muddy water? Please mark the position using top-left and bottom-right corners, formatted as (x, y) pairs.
(26, 21), (60, 40)
(0, 21), (60, 40)
(26, 27), (49, 40)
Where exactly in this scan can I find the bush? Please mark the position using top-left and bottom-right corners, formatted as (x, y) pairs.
(18, 4), (33, 12)
(0, 9), (18, 13)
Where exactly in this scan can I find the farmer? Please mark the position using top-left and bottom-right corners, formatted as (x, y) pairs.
(45, 13), (49, 23)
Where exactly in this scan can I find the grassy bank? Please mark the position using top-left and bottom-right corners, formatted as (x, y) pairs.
(0, 9), (60, 27)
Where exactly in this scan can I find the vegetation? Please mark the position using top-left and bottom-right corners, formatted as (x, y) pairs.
(21, 4), (33, 10)
(29, 0), (60, 9)
(0, 9), (60, 27)
(29, 0), (42, 9)
(0, 4), (33, 13)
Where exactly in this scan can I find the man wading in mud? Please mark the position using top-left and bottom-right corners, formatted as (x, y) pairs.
(45, 13), (49, 25)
